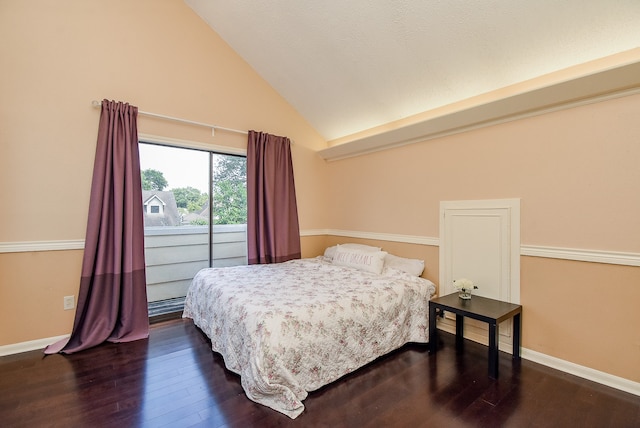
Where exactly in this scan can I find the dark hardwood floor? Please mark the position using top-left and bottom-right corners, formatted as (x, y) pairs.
(1, 318), (638, 428)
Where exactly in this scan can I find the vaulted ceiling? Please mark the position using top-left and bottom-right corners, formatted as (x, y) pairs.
(185, 1), (640, 144)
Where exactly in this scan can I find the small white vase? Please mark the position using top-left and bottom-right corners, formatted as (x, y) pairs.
(458, 291), (472, 300)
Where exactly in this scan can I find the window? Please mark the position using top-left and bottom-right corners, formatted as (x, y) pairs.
(139, 142), (247, 317)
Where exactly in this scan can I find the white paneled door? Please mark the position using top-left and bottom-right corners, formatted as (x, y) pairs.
(439, 199), (520, 352)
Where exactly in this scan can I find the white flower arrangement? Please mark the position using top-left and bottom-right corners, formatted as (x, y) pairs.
(453, 278), (477, 294)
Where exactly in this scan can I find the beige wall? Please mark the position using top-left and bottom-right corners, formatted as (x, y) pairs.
(326, 94), (640, 251)
(1, 0), (638, 387)
(521, 257), (639, 380)
(0, 0), (327, 345)
(325, 93), (640, 382)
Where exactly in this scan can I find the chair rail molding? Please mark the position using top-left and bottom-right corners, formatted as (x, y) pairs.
(2, 235), (638, 267)
(0, 240), (85, 253)
(303, 230), (639, 267)
(521, 245), (640, 267)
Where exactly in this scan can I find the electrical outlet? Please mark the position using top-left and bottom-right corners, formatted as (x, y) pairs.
(63, 295), (75, 310)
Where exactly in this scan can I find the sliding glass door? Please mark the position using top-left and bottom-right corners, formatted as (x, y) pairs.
(210, 153), (248, 267)
(138, 142), (247, 317)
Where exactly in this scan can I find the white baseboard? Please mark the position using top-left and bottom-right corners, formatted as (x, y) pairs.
(0, 334), (69, 357)
(436, 324), (639, 397)
(521, 347), (640, 397)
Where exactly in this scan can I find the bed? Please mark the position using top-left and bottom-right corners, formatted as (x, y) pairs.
(182, 244), (436, 418)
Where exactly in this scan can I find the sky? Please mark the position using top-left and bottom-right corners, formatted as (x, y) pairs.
(139, 143), (210, 193)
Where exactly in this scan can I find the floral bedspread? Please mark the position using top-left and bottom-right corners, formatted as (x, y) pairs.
(182, 257), (436, 419)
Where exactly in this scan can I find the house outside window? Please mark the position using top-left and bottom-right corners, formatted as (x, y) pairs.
(143, 194), (166, 215)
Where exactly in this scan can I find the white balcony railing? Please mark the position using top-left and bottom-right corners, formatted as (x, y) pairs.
(144, 224), (247, 302)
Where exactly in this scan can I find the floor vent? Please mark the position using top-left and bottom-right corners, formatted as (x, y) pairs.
(148, 297), (185, 318)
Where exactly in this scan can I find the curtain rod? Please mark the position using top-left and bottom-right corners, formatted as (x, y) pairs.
(91, 100), (247, 137)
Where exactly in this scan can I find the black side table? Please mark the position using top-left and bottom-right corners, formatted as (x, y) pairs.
(428, 293), (522, 378)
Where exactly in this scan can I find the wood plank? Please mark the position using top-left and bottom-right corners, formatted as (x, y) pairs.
(1, 320), (638, 427)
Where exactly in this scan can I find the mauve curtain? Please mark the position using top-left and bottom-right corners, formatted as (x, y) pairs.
(247, 130), (301, 264)
(45, 100), (149, 354)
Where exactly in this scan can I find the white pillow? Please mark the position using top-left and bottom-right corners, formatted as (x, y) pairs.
(332, 245), (387, 274)
(323, 243), (382, 260)
(384, 253), (425, 277)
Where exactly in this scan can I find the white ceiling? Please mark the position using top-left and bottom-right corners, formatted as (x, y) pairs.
(185, 0), (640, 142)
